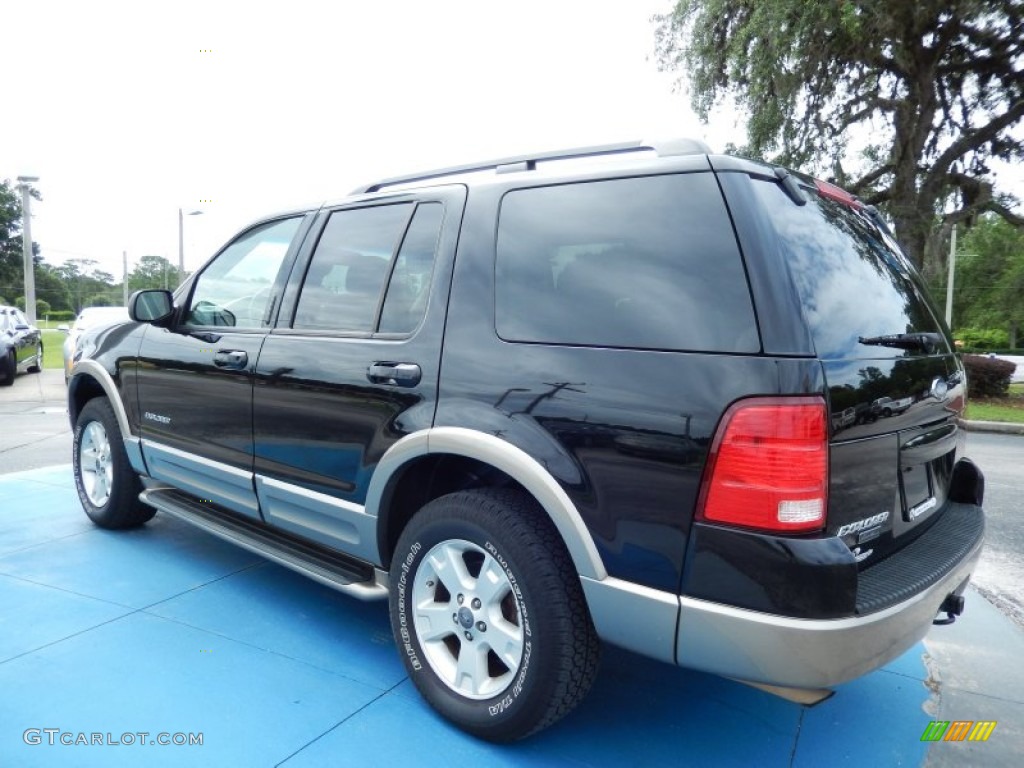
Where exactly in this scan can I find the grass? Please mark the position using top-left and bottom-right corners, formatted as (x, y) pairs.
(37, 318), (72, 330)
(966, 381), (1024, 423)
(41, 330), (66, 370)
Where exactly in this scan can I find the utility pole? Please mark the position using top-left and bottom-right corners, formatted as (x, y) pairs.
(944, 225), (957, 329)
(178, 207), (204, 286)
(178, 207), (184, 285)
(123, 251), (129, 306)
(16, 176), (40, 325)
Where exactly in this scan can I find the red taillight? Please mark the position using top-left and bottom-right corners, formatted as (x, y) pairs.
(699, 397), (828, 533)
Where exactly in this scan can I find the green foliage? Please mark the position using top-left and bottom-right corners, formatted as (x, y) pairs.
(13, 296), (54, 318)
(953, 215), (1024, 347)
(50, 259), (122, 313)
(954, 327), (1011, 350)
(86, 293), (119, 308)
(0, 179), (42, 303)
(962, 354), (1017, 398)
(654, 1), (1024, 273)
(126, 255), (175, 292)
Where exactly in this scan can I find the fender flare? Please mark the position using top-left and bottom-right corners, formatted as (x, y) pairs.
(69, 360), (135, 439)
(365, 426), (607, 580)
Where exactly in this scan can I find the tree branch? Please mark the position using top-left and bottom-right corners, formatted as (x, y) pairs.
(982, 200), (1024, 227)
(848, 164), (894, 195)
(925, 98), (1024, 190)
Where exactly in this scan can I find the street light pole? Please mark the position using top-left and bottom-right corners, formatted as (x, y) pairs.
(178, 207), (203, 286)
(16, 176), (40, 325)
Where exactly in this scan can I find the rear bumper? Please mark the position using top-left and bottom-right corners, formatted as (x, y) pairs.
(584, 503), (984, 689)
(674, 528), (983, 688)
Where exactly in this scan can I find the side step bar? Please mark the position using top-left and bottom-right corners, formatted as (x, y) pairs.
(140, 487), (388, 601)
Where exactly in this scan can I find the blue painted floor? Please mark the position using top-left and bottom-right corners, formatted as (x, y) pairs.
(0, 465), (940, 767)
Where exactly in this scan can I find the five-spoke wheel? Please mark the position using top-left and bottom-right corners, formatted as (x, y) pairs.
(412, 538), (525, 700)
(78, 420), (113, 507)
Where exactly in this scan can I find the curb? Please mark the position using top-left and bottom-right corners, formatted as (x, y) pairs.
(964, 419), (1024, 435)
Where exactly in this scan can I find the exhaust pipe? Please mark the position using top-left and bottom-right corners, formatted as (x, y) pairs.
(933, 592), (965, 626)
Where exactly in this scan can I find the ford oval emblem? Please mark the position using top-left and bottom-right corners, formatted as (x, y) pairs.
(930, 377), (949, 400)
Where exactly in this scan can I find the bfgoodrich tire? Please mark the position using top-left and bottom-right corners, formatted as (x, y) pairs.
(73, 398), (155, 529)
(389, 488), (600, 742)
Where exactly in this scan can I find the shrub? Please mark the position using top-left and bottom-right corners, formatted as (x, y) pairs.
(954, 327), (1010, 350)
(47, 310), (76, 322)
(963, 354), (1017, 398)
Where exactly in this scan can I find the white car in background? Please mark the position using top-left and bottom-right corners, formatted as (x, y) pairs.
(62, 307), (130, 382)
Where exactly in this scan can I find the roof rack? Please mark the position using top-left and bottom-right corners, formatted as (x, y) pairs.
(353, 137), (712, 194)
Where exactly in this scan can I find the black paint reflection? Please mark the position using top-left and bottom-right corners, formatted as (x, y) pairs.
(825, 356), (965, 439)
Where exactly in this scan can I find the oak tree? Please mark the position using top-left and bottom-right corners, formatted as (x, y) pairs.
(655, 0), (1024, 277)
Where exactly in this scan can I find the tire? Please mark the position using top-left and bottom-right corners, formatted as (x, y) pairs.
(0, 350), (14, 386)
(389, 488), (600, 742)
(73, 398), (155, 529)
(27, 342), (43, 373)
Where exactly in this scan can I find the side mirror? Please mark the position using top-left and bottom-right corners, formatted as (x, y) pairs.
(129, 290), (175, 324)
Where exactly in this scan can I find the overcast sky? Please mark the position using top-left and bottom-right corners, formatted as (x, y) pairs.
(4, 0), (1021, 284)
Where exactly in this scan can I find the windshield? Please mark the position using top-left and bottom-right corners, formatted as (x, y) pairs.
(750, 178), (950, 360)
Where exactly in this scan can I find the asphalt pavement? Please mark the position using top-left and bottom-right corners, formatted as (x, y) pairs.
(0, 369), (71, 473)
(963, 432), (1024, 628)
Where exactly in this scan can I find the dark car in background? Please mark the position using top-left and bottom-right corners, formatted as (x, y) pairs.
(0, 305), (43, 386)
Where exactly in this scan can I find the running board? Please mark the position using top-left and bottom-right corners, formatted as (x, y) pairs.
(140, 487), (388, 601)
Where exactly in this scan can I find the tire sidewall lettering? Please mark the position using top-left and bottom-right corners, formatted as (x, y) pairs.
(395, 541), (423, 671)
(480, 539), (531, 716)
(73, 421), (98, 513)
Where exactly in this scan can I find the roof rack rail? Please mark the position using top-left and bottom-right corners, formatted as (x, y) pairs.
(353, 137), (712, 194)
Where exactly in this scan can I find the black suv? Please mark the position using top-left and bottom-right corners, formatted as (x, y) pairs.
(67, 140), (985, 741)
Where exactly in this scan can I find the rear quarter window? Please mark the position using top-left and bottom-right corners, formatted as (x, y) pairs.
(495, 173), (759, 353)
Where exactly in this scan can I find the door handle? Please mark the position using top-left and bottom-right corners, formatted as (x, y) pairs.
(367, 362), (421, 387)
(213, 349), (248, 369)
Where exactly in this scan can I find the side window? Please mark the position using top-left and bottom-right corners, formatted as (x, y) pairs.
(379, 203), (443, 334)
(293, 204), (412, 333)
(186, 217), (301, 328)
(495, 174), (759, 353)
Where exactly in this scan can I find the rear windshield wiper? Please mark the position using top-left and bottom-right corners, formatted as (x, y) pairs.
(858, 332), (943, 353)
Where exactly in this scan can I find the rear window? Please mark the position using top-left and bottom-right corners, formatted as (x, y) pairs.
(495, 173), (759, 353)
(750, 179), (948, 360)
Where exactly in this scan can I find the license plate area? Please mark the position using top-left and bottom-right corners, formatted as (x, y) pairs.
(898, 423), (958, 528)
(901, 462), (934, 521)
